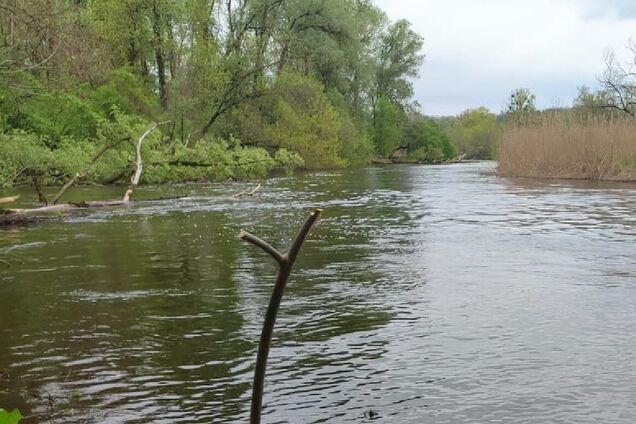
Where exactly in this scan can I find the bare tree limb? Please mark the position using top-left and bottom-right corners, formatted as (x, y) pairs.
(234, 183), (261, 198)
(123, 121), (171, 202)
(239, 230), (285, 265)
(239, 208), (322, 424)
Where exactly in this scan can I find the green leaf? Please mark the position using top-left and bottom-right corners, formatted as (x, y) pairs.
(0, 408), (22, 424)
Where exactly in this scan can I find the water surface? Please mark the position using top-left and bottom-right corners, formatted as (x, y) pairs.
(1, 162), (635, 423)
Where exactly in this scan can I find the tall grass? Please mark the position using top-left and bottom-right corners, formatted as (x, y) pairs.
(497, 115), (636, 181)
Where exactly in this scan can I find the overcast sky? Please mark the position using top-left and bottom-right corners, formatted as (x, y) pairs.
(373, 0), (636, 116)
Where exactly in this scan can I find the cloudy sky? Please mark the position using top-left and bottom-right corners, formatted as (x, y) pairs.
(373, 0), (636, 116)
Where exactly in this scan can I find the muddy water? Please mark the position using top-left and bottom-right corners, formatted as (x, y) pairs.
(1, 162), (635, 423)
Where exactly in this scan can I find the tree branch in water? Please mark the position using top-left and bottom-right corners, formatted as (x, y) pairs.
(239, 208), (322, 424)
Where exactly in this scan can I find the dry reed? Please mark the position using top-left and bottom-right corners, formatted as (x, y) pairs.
(497, 116), (636, 181)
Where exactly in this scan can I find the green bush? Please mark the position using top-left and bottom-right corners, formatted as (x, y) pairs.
(448, 107), (501, 159)
(404, 118), (455, 162)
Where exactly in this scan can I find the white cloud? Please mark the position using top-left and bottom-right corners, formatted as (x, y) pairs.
(373, 0), (636, 115)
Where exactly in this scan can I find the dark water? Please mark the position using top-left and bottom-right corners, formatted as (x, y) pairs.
(1, 162), (635, 423)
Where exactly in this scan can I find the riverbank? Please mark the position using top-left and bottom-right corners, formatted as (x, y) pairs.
(497, 118), (636, 181)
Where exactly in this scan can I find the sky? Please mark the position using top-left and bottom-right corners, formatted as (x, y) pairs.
(373, 0), (636, 116)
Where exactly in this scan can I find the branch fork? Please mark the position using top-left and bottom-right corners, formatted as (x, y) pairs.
(239, 209), (322, 424)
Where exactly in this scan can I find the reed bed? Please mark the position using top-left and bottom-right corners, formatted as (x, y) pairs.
(497, 117), (636, 181)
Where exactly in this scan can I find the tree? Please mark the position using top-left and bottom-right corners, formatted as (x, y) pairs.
(372, 96), (405, 157)
(504, 88), (536, 124)
(597, 45), (636, 117)
(505, 88), (536, 114)
(403, 117), (454, 162)
(448, 107), (501, 159)
(373, 19), (424, 109)
(0, 0), (427, 182)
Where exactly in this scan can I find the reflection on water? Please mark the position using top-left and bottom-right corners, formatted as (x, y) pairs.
(1, 162), (635, 423)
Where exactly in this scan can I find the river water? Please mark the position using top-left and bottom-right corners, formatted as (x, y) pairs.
(1, 162), (635, 423)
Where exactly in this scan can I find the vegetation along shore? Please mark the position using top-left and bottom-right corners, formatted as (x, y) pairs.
(2, 1), (636, 197)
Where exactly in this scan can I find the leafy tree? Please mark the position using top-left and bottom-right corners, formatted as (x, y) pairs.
(373, 19), (424, 108)
(372, 97), (406, 157)
(449, 107), (501, 159)
(0, 0), (426, 184)
(403, 117), (455, 162)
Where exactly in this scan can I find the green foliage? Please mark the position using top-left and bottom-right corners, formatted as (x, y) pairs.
(448, 107), (501, 159)
(274, 149), (305, 174)
(375, 19), (425, 106)
(230, 73), (347, 169)
(5, 91), (101, 144)
(0, 130), (96, 187)
(0, 0), (426, 186)
(373, 97), (406, 157)
(90, 68), (158, 116)
(403, 118), (455, 162)
(0, 408), (22, 424)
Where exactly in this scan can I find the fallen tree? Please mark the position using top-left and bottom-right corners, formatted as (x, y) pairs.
(0, 122), (169, 225)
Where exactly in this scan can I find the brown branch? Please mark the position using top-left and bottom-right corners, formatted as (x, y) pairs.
(239, 208), (322, 424)
(239, 230), (285, 265)
(33, 176), (47, 205)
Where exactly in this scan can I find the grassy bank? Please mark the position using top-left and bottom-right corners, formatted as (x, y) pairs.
(497, 117), (636, 181)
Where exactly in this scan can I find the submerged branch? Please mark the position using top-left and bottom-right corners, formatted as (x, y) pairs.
(234, 183), (261, 198)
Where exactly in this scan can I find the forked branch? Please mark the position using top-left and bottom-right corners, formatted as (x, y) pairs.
(239, 208), (322, 424)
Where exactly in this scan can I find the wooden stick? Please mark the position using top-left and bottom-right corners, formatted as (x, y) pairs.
(239, 209), (322, 424)
(33, 176), (47, 205)
(0, 196), (19, 204)
(234, 183), (261, 198)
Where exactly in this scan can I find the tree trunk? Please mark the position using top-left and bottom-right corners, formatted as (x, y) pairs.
(152, 1), (168, 108)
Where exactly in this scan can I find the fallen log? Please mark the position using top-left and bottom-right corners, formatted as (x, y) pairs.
(234, 183), (261, 198)
(0, 196), (19, 204)
(0, 121), (168, 226)
(7, 192), (133, 216)
(0, 209), (46, 225)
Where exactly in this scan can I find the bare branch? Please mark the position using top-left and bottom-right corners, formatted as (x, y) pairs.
(239, 209), (323, 424)
(239, 230), (285, 265)
(234, 183), (261, 198)
(288, 209), (322, 264)
(124, 121), (171, 202)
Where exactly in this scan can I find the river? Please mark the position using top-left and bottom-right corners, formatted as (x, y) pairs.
(1, 162), (635, 423)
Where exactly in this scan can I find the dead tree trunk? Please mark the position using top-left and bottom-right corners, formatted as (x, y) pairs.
(123, 121), (171, 202)
(239, 209), (322, 424)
